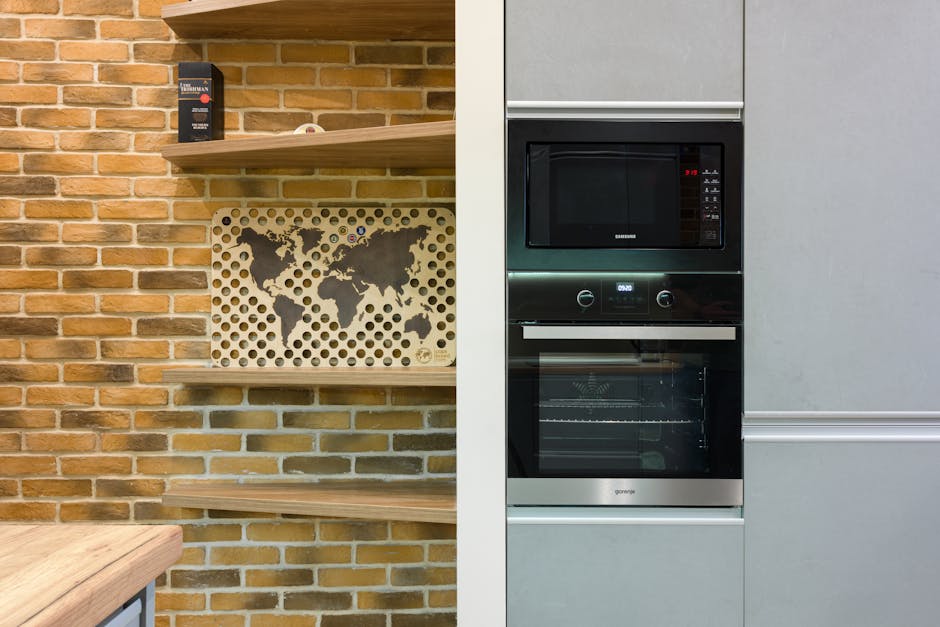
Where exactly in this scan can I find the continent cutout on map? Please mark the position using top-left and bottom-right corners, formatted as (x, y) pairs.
(328, 226), (430, 298)
(297, 228), (323, 255)
(272, 294), (305, 346)
(404, 313), (432, 339)
(318, 276), (364, 328)
(236, 228), (295, 294)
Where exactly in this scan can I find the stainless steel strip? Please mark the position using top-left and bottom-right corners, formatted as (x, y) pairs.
(507, 506), (743, 525)
(506, 100), (744, 121)
(744, 411), (940, 423)
(523, 325), (736, 341)
(743, 412), (940, 441)
(507, 478), (743, 507)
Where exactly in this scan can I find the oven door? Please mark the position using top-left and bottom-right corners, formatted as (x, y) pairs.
(507, 323), (742, 506)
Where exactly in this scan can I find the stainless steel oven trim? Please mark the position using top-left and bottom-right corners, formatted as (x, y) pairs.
(522, 325), (737, 341)
(506, 100), (744, 121)
(508, 478), (743, 507)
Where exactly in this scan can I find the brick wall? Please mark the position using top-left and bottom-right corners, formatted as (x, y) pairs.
(0, 1), (456, 625)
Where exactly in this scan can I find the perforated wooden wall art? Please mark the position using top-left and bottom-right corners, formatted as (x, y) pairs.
(211, 207), (455, 367)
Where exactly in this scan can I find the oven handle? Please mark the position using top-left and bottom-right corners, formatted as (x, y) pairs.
(521, 325), (737, 341)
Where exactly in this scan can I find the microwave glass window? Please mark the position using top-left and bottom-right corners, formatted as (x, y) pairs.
(551, 151), (629, 226)
(527, 143), (722, 249)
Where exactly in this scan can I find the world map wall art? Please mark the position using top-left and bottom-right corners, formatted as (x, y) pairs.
(210, 207), (455, 368)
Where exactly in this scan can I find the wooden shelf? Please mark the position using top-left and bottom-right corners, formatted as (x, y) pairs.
(163, 481), (456, 524)
(163, 366), (455, 387)
(0, 525), (181, 626)
(163, 0), (455, 41)
(161, 120), (455, 169)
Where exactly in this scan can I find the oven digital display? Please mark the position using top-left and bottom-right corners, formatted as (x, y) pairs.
(616, 282), (634, 293)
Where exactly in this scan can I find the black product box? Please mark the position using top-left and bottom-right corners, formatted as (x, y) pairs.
(178, 62), (224, 142)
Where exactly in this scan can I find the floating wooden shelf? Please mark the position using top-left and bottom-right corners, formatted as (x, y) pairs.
(162, 120), (455, 169)
(163, 0), (455, 41)
(163, 480), (456, 524)
(162, 366), (456, 387)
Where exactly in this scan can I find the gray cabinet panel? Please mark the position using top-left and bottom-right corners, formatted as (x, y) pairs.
(744, 0), (940, 410)
(744, 440), (940, 627)
(508, 515), (743, 626)
(506, 0), (742, 102)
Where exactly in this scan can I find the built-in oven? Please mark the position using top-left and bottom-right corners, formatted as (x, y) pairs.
(507, 120), (742, 272)
(507, 272), (742, 506)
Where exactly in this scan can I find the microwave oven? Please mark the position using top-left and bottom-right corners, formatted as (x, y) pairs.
(507, 120), (742, 272)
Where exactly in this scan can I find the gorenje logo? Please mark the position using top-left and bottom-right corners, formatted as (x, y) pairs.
(614, 489), (636, 496)
(614, 234), (637, 239)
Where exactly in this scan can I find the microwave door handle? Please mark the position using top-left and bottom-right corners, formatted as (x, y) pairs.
(521, 326), (737, 341)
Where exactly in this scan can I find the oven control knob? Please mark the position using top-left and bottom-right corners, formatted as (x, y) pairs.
(656, 290), (675, 309)
(576, 289), (595, 308)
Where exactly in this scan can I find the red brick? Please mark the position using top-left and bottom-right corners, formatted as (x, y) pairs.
(60, 176), (131, 197)
(24, 18), (96, 39)
(26, 386), (95, 406)
(0, 270), (57, 289)
(62, 222), (134, 245)
(98, 200), (168, 220)
(23, 62), (94, 83)
(23, 199), (94, 218)
(99, 63), (169, 85)
(61, 455), (132, 475)
(26, 247), (97, 266)
(0, 410), (56, 429)
(60, 41), (129, 62)
(60, 501), (130, 521)
(101, 247), (168, 266)
(26, 339), (97, 359)
(100, 386), (168, 406)
(0, 363), (58, 382)
(0, 455), (56, 475)
(63, 362), (133, 382)
(62, 317), (132, 336)
(59, 131), (130, 151)
(100, 295), (168, 313)
(0, 86), (58, 104)
(0, 130), (55, 150)
(0, 502), (56, 521)
(24, 432), (97, 452)
(134, 42), (202, 63)
(100, 340), (169, 359)
(62, 269), (133, 288)
(25, 294), (95, 314)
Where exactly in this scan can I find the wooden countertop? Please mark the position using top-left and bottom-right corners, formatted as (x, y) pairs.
(0, 524), (182, 627)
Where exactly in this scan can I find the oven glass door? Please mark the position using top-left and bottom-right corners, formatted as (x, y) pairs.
(508, 324), (741, 480)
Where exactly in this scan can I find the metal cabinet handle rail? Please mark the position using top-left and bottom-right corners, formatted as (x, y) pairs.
(522, 325), (737, 341)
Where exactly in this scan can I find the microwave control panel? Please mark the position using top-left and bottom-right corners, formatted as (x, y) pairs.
(679, 145), (723, 247)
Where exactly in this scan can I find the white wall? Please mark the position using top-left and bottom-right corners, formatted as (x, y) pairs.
(455, 0), (506, 624)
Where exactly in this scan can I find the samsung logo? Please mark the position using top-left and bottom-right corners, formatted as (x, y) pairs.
(614, 234), (637, 240)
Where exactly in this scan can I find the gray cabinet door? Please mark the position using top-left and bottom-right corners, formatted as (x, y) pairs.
(745, 439), (940, 627)
(506, 0), (743, 103)
(744, 0), (940, 411)
(508, 510), (743, 627)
